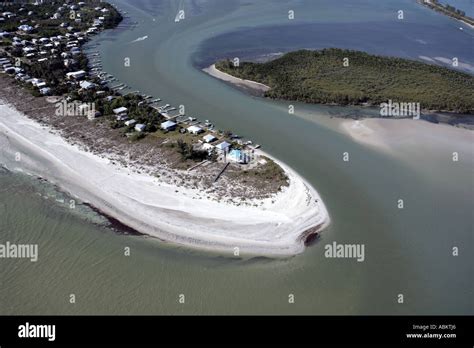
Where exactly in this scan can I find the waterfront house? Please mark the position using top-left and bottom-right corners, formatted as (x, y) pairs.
(79, 81), (96, 90)
(161, 120), (177, 131)
(187, 125), (203, 135)
(215, 141), (231, 153)
(203, 134), (217, 143)
(116, 114), (129, 121)
(228, 149), (247, 164)
(113, 106), (128, 115)
(135, 124), (146, 132)
(66, 70), (86, 80)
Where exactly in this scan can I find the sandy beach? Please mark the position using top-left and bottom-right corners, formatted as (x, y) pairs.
(0, 101), (330, 257)
(339, 117), (474, 158)
(203, 64), (271, 94)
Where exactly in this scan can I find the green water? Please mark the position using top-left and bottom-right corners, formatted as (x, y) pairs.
(0, 0), (472, 314)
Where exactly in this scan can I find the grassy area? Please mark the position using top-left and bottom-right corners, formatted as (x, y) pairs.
(216, 49), (474, 114)
(229, 156), (288, 191)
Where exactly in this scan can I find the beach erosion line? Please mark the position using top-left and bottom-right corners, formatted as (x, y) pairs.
(0, 101), (330, 257)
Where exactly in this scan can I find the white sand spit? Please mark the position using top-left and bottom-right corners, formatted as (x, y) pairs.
(0, 103), (330, 257)
(203, 64), (271, 93)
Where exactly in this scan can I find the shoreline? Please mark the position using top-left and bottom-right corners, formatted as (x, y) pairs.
(0, 100), (330, 257)
(203, 64), (271, 96)
(204, 64), (474, 128)
(418, 0), (474, 29)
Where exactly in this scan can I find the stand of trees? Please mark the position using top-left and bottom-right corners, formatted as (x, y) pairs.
(216, 49), (474, 114)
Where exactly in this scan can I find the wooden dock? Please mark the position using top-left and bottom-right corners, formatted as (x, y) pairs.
(214, 163), (230, 183)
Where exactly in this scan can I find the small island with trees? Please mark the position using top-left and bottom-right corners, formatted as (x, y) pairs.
(215, 49), (474, 115)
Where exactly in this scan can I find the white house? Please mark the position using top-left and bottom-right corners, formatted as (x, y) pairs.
(161, 120), (177, 131)
(125, 119), (137, 126)
(215, 141), (231, 153)
(113, 106), (128, 115)
(79, 81), (96, 90)
(203, 134), (216, 143)
(228, 149), (247, 164)
(66, 70), (86, 80)
(135, 124), (146, 132)
(116, 114), (129, 121)
(187, 125), (203, 135)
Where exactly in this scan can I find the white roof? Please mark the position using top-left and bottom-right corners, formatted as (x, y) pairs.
(79, 81), (95, 89)
(187, 125), (202, 133)
(203, 134), (216, 142)
(113, 106), (128, 114)
(66, 70), (86, 78)
(216, 141), (231, 150)
(161, 121), (177, 128)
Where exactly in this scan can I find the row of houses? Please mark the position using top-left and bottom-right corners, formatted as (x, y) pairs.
(159, 119), (249, 164)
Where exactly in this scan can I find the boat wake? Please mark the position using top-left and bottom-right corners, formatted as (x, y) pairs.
(131, 35), (148, 43)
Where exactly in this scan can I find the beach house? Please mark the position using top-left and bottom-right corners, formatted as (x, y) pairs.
(215, 141), (231, 153)
(187, 125), (203, 135)
(66, 70), (86, 80)
(79, 81), (96, 90)
(161, 120), (177, 131)
(203, 134), (217, 143)
(113, 106), (128, 115)
(228, 149), (247, 164)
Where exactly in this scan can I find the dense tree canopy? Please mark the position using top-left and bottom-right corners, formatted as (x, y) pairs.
(216, 49), (474, 114)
